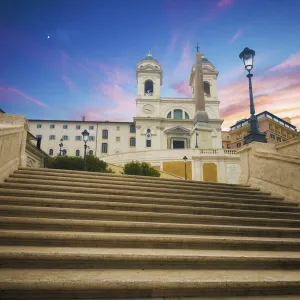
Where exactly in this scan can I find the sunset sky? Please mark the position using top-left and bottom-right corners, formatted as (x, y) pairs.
(1, 0), (300, 130)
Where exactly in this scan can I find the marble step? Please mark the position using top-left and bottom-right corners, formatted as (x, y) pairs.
(1, 268), (300, 299)
(2, 246), (300, 269)
(1, 230), (300, 250)
(2, 216), (300, 238)
(11, 172), (262, 194)
(0, 187), (294, 208)
(18, 167), (252, 188)
(1, 204), (300, 228)
(0, 194), (299, 220)
(0, 182), (285, 203)
(0, 194), (298, 214)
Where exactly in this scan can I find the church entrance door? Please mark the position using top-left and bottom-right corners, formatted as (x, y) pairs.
(173, 140), (185, 149)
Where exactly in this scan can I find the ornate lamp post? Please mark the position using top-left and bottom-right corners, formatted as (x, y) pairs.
(183, 156), (188, 180)
(58, 138), (63, 156)
(195, 128), (199, 148)
(81, 129), (90, 171)
(239, 47), (267, 145)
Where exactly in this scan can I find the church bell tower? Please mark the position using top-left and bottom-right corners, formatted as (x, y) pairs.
(136, 52), (162, 99)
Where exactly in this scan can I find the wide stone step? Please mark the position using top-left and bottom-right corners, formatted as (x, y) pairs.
(2, 246), (300, 269)
(1, 268), (300, 299)
(1, 230), (300, 250)
(2, 217), (300, 238)
(0, 194), (298, 215)
(1, 194), (299, 220)
(0, 187), (294, 208)
(0, 182), (284, 202)
(18, 167), (252, 188)
(11, 172), (261, 194)
(1, 204), (300, 228)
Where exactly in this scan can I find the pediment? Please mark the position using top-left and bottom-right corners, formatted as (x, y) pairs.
(165, 126), (190, 135)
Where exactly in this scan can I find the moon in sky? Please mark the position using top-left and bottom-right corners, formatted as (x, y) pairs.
(47, 36), (50, 39)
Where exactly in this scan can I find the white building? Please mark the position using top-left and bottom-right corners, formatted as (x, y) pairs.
(29, 49), (240, 183)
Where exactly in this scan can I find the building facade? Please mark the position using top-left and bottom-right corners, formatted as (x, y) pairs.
(229, 111), (298, 149)
(29, 50), (241, 183)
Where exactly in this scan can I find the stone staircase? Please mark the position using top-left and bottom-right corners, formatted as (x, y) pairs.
(0, 167), (300, 299)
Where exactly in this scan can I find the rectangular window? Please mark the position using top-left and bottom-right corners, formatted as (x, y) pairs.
(237, 142), (241, 148)
(89, 126), (94, 130)
(49, 135), (55, 140)
(76, 125), (81, 130)
(116, 137), (120, 142)
(277, 137), (282, 142)
(226, 136), (230, 140)
(146, 140), (151, 148)
(102, 143), (108, 153)
(62, 135), (68, 141)
(63, 124), (68, 129)
(117, 126), (120, 131)
(89, 136), (95, 141)
(227, 144), (230, 149)
(102, 130), (108, 139)
(37, 124), (42, 128)
(75, 136), (82, 141)
(130, 137), (136, 147)
(50, 124), (55, 129)
(130, 124), (136, 133)
(270, 133), (276, 139)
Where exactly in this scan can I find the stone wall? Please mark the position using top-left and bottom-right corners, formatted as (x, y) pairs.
(0, 114), (47, 182)
(238, 138), (300, 203)
(102, 148), (240, 183)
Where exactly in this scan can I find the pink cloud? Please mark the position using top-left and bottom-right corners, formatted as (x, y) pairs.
(229, 28), (243, 44)
(218, 0), (234, 7)
(269, 52), (300, 71)
(171, 81), (191, 97)
(61, 75), (75, 92)
(219, 64), (300, 130)
(0, 86), (48, 108)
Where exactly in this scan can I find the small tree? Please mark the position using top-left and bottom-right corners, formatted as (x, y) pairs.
(45, 155), (113, 173)
(123, 161), (160, 177)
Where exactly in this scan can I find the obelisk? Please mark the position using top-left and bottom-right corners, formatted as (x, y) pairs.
(194, 45), (209, 126)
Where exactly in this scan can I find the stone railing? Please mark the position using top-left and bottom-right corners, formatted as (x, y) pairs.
(238, 138), (300, 203)
(0, 113), (48, 182)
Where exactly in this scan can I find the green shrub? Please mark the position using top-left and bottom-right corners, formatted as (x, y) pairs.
(123, 161), (160, 177)
(45, 155), (113, 173)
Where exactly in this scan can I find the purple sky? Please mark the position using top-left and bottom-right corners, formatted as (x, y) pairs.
(1, 0), (300, 129)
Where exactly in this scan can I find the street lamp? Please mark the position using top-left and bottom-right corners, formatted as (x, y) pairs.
(81, 129), (90, 171)
(195, 128), (199, 148)
(239, 47), (267, 145)
(58, 138), (63, 156)
(183, 156), (188, 180)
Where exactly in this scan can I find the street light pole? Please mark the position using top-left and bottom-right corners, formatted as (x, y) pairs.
(81, 129), (90, 171)
(183, 156), (187, 180)
(239, 47), (267, 145)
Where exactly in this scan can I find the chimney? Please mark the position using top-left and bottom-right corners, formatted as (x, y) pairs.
(82, 116), (86, 122)
(37, 136), (41, 150)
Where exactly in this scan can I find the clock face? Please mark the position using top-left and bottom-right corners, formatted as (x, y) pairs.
(143, 104), (154, 114)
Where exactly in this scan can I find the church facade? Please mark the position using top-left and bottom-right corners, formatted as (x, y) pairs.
(29, 49), (240, 183)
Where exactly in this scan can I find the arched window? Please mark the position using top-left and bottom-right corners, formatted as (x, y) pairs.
(204, 81), (210, 96)
(88, 150), (93, 156)
(174, 109), (183, 120)
(167, 111), (171, 118)
(76, 150), (80, 156)
(102, 129), (108, 139)
(62, 149), (67, 156)
(144, 80), (153, 95)
(49, 149), (53, 156)
(185, 112), (190, 119)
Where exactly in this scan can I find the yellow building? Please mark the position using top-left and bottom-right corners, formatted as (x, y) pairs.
(227, 111), (298, 149)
